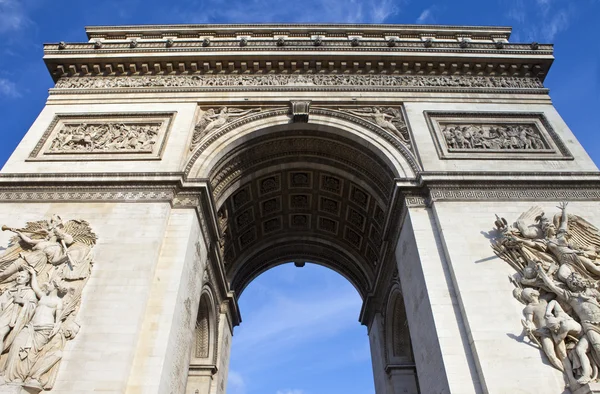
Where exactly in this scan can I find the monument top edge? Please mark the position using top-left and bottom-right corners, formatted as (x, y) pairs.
(83, 23), (513, 37)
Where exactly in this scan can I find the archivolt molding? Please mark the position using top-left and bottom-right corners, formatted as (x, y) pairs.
(186, 104), (420, 180)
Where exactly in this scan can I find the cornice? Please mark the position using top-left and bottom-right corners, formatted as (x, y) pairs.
(84, 23), (513, 39)
(43, 24), (554, 83)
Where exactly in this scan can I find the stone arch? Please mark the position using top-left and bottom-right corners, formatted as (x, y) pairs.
(185, 108), (420, 180)
(191, 286), (218, 367)
(385, 284), (414, 364)
(184, 108), (418, 300)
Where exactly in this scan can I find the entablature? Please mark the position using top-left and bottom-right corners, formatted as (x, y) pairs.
(43, 24), (553, 83)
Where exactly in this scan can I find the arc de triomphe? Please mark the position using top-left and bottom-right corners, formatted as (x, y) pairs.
(0, 23), (598, 394)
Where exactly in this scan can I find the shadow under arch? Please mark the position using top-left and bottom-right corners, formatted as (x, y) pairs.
(229, 236), (373, 299)
(185, 107), (418, 304)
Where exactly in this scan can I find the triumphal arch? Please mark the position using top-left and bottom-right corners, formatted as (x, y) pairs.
(0, 23), (598, 394)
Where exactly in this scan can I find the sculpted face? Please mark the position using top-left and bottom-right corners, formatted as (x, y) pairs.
(568, 274), (587, 292)
(15, 271), (30, 285)
(522, 288), (540, 303)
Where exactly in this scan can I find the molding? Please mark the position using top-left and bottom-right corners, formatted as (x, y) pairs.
(424, 111), (572, 161)
(428, 187), (600, 201)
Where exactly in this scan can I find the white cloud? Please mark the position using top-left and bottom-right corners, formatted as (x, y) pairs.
(276, 390), (304, 394)
(504, 0), (572, 42)
(170, 0), (403, 24)
(416, 8), (432, 24)
(228, 370), (246, 394)
(540, 9), (570, 41)
(0, 78), (20, 98)
(0, 0), (30, 33)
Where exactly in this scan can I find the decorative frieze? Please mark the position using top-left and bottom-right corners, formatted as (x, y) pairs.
(52, 74), (545, 92)
(429, 188), (600, 201)
(425, 112), (572, 160)
(29, 112), (175, 161)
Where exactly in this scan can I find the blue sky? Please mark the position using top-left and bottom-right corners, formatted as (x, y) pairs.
(0, 1), (599, 394)
(230, 264), (372, 394)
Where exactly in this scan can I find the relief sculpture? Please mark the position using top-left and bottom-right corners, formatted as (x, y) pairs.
(48, 122), (160, 153)
(0, 216), (96, 392)
(54, 74), (545, 90)
(442, 123), (548, 151)
(190, 107), (261, 150)
(492, 203), (600, 391)
(341, 107), (409, 143)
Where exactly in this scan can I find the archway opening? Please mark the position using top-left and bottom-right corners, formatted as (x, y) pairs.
(228, 263), (375, 394)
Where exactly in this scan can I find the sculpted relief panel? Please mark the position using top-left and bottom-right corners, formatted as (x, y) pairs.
(53, 74), (545, 91)
(426, 112), (572, 160)
(191, 107), (262, 151)
(492, 204), (600, 392)
(29, 113), (174, 161)
(0, 216), (96, 392)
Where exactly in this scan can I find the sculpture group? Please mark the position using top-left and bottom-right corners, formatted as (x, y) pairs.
(190, 107), (262, 150)
(443, 123), (547, 150)
(49, 123), (160, 153)
(0, 216), (96, 392)
(492, 203), (600, 390)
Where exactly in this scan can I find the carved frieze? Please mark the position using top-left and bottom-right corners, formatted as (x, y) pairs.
(425, 112), (572, 160)
(191, 107), (262, 151)
(29, 112), (175, 161)
(53, 75), (545, 91)
(492, 204), (600, 392)
(0, 216), (97, 392)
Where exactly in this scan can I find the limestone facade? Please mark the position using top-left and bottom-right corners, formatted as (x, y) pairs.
(0, 23), (597, 394)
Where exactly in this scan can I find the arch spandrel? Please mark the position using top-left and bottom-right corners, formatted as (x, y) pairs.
(184, 108), (420, 180)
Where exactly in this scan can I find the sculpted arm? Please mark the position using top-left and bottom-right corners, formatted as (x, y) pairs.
(557, 202), (569, 234)
(545, 299), (562, 318)
(537, 265), (568, 300)
(54, 228), (73, 245)
(25, 266), (43, 299)
(16, 232), (43, 246)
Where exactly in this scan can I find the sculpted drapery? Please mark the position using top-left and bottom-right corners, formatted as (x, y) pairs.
(492, 203), (600, 391)
(0, 216), (96, 392)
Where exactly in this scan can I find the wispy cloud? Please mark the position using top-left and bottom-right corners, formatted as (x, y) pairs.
(416, 8), (433, 24)
(229, 370), (246, 394)
(0, 0), (30, 33)
(276, 390), (304, 394)
(0, 78), (20, 98)
(504, 0), (572, 42)
(168, 0), (405, 24)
